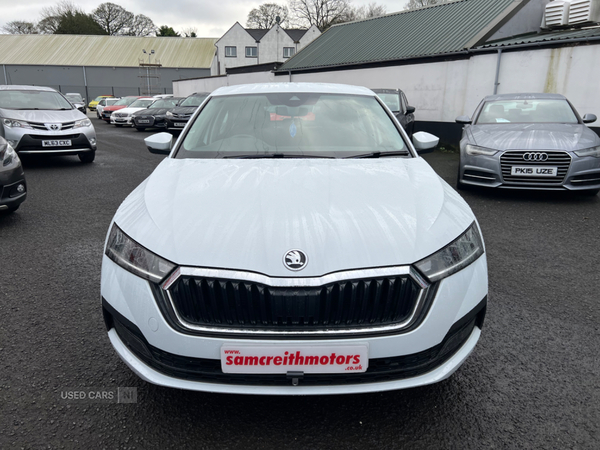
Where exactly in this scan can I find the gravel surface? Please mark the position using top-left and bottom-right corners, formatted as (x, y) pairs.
(1, 119), (598, 449)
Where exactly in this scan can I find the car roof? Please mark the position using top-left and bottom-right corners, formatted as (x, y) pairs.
(371, 88), (403, 94)
(483, 93), (567, 101)
(0, 85), (56, 92)
(211, 83), (375, 97)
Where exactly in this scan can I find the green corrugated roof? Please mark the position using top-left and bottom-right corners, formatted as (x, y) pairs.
(0, 34), (217, 68)
(480, 26), (600, 48)
(279, 0), (522, 72)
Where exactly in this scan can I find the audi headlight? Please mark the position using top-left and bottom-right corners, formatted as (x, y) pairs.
(574, 146), (600, 158)
(415, 222), (484, 282)
(166, 111), (174, 117)
(1, 142), (19, 168)
(2, 118), (32, 129)
(105, 224), (176, 284)
(466, 144), (497, 156)
(73, 118), (92, 129)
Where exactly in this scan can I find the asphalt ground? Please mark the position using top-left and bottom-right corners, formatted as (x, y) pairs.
(1, 116), (599, 449)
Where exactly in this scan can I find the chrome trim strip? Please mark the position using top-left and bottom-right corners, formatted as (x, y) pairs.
(161, 265), (431, 336)
(571, 178), (600, 183)
(464, 173), (496, 180)
(164, 265), (426, 289)
(18, 148), (92, 154)
(164, 287), (428, 336)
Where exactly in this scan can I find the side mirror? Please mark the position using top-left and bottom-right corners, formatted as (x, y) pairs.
(455, 115), (472, 124)
(145, 132), (172, 155)
(406, 106), (416, 114)
(583, 114), (597, 124)
(412, 131), (439, 153)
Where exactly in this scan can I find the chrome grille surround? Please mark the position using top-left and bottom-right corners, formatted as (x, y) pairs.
(160, 266), (432, 336)
(500, 150), (571, 185)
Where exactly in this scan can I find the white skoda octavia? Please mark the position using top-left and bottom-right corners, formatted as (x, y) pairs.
(101, 83), (488, 395)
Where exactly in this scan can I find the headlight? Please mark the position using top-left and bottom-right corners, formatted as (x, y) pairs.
(154, 115), (165, 119)
(2, 118), (32, 129)
(415, 222), (484, 282)
(466, 144), (497, 156)
(1, 142), (19, 167)
(574, 146), (600, 158)
(73, 118), (92, 129)
(166, 111), (174, 117)
(105, 224), (176, 284)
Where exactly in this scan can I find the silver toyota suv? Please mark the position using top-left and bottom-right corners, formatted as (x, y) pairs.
(0, 85), (97, 163)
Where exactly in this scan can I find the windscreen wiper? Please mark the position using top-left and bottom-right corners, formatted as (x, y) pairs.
(223, 153), (334, 159)
(348, 151), (409, 158)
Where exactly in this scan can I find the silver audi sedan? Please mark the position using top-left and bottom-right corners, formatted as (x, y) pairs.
(456, 93), (600, 195)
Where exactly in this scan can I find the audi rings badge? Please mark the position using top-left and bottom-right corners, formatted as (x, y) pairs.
(523, 152), (549, 162)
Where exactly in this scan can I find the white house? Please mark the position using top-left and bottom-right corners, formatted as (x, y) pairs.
(212, 22), (320, 75)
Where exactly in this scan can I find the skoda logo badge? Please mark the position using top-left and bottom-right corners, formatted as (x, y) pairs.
(283, 249), (308, 271)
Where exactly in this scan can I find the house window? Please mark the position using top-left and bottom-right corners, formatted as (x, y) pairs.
(225, 46), (237, 57)
(245, 46), (258, 58)
(283, 47), (295, 58)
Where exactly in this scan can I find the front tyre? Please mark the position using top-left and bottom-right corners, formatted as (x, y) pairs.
(78, 151), (95, 163)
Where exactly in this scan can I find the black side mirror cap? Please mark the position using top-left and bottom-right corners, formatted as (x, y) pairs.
(456, 115), (472, 124)
(406, 106), (416, 114)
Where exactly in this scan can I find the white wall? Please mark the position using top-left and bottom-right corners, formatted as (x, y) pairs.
(175, 44), (600, 122)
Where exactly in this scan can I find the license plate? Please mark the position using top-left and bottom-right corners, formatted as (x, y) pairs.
(137, 119), (150, 124)
(221, 344), (368, 374)
(42, 140), (71, 147)
(511, 166), (557, 176)
(115, 118), (126, 122)
(174, 122), (186, 127)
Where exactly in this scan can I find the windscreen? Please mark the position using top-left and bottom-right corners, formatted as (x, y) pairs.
(113, 97), (137, 106)
(476, 99), (578, 124)
(66, 94), (83, 102)
(129, 99), (155, 108)
(180, 95), (208, 107)
(151, 99), (179, 109)
(178, 93), (407, 159)
(0, 90), (74, 110)
(375, 93), (400, 112)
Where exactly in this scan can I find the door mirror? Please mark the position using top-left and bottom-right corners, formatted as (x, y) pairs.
(583, 114), (597, 124)
(412, 132), (439, 153)
(145, 132), (172, 155)
(406, 105), (416, 114)
(455, 115), (472, 124)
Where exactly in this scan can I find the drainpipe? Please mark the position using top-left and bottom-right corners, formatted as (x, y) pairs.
(82, 66), (89, 106)
(493, 49), (502, 95)
(3, 65), (7, 84)
(288, 70), (292, 82)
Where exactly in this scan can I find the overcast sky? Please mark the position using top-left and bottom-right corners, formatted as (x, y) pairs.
(1, 0), (411, 37)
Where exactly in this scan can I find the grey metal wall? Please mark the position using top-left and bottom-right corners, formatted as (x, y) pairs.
(1, 64), (210, 101)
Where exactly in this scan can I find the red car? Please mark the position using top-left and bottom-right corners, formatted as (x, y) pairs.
(101, 96), (142, 122)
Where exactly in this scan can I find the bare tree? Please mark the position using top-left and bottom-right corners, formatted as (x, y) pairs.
(180, 27), (198, 38)
(247, 3), (289, 29)
(92, 2), (134, 35)
(288, 0), (351, 31)
(343, 2), (387, 22)
(38, 1), (82, 34)
(128, 15), (158, 37)
(404, 0), (447, 10)
(2, 21), (38, 34)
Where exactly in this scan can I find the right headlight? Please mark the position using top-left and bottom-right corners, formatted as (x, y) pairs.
(105, 224), (176, 284)
(465, 144), (497, 156)
(166, 111), (174, 117)
(2, 118), (32, 129)
(1, 142), (19, 168)
(415, 222), (484, 282)
(574, 146), (600, 158)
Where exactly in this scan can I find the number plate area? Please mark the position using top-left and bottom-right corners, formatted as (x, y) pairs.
(137, 119), (150, 124)
(511, 166), (558, 177)
(42, 140), (71, 147)
(174, 122), (186, 127)
(221, 344), (369, 374)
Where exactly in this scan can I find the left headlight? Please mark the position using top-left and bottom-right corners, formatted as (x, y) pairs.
(466, 144), (497, 156)
(1, 142), (20, 168)
(415, 222), (485, 283)
(73, 118), (92, 129)
(105, 224), (176, 284)
(574, 146), (600, 158)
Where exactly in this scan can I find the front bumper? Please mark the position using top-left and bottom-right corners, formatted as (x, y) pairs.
(0, 165), (26, 210)
(111, 116), (133, 126)
(459, 149), (600, 191)
(101, 253), (488, 394)
(8, 130), (96, 156)
(165, 117), (190, 130)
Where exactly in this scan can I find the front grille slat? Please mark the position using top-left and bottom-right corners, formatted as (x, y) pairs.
(168, 274), (422, 332)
